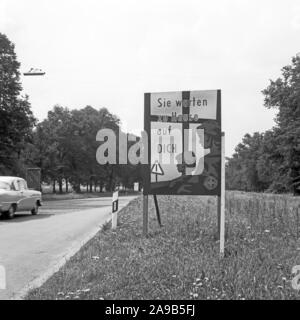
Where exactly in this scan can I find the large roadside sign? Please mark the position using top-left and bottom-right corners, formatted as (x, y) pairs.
(144, 90), (221, 196)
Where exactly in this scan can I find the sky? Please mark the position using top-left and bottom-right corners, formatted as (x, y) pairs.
(1, 0), (300, 156)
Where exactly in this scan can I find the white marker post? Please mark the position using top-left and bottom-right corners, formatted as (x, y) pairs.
(0, 265), (6, 290)
(112, 191), (119, 230)
(219, 132), (226, 257)
(134, 182), (139, 192)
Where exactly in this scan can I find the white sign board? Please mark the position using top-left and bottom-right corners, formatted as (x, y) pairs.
(144, 90), (221, 196)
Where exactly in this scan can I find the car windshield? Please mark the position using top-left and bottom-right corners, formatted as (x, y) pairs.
(0, 181), (11, 190)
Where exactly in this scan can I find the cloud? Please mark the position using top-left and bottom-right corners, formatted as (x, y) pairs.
(1, 0), (299, 155)
(291, 5), (300, 29)
(0, 1), (12, 29)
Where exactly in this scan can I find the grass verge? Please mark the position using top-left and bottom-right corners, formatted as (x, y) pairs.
(26, 193), (300, 300)
(42, 191), (140, 201)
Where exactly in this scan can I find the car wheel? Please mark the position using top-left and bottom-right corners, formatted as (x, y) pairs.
(6, 205), (16, 220)
(31, 203), (39, 215)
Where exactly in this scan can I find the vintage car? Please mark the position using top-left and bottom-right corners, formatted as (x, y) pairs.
(0, 176), (42, 219)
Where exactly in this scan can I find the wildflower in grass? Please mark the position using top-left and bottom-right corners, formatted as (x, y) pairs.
(92, 256), (100, 261)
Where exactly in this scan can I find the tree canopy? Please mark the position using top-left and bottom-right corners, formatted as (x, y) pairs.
(0, 33), (36, 174)
(226, 54), (300, 194)
(0, 32), (142, 192)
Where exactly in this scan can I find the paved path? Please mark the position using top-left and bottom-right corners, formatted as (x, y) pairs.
(0, 196), (137, 300)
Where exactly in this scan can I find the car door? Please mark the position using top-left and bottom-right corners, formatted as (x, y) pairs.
(10, 179), (22, 208)
(17, 179), (33, 211)
(0, 181), (19, 210)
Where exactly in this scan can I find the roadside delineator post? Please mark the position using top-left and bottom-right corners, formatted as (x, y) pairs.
(0, 265), (6, 290)
(112, 190), (119, 229)
(218, 132), (226, 257)
(134, 182), (139, 192)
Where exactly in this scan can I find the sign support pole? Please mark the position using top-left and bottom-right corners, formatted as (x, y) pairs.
(143, 195), (149, 236)
(153, 195), (162, 227)
(219, 132), (226, 257)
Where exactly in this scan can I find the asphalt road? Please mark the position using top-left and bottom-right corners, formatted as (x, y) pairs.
(0, 196), (137, 300)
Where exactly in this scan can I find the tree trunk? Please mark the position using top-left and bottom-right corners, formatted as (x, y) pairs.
(52, 180), (56, 193)
(59, 179), (63, 194)
(109, 168), (114, 192)
(74, 182), (81, 193)
(66, 179), (69, 193)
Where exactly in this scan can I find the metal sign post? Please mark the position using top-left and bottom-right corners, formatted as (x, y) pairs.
(219, 132), (226, 257)
(153, 195), (162, 227)
(143, 195), (149, 236)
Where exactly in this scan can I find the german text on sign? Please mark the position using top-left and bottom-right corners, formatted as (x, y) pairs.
(144, 90), (221, 196)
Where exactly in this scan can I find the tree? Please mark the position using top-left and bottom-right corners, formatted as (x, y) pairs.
(0, 33), (36, 175)
(262, 54), (300, 194)
(226, 54), (300, 194)
(32, 105), (124, 193)
(226, 133), (266, 191)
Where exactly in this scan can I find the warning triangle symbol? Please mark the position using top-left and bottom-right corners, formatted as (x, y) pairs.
(151, 161), (164, 176)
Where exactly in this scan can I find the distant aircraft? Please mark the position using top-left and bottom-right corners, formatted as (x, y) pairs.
(23, 68), (46, 76)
